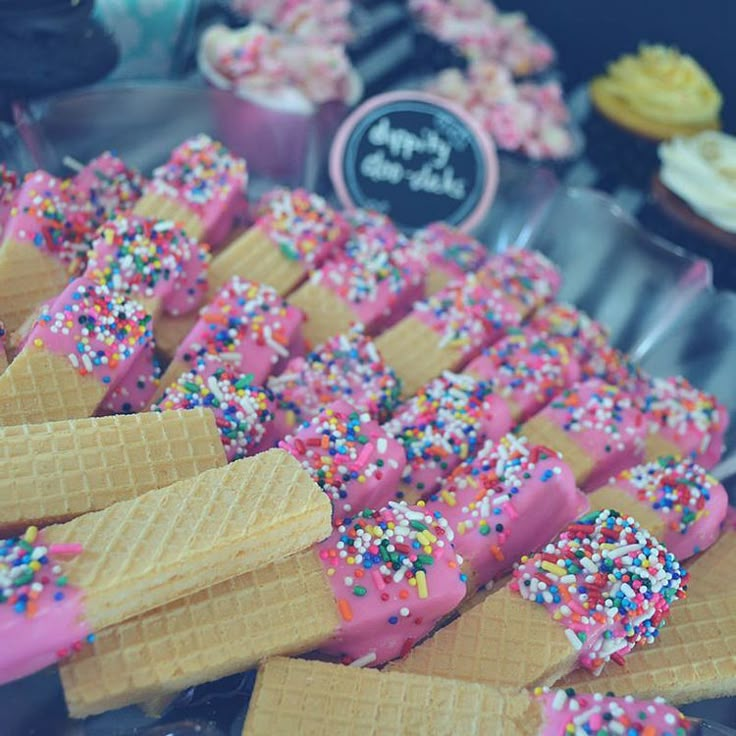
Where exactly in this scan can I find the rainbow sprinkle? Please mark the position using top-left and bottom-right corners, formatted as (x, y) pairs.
(411, 222), (487, 274)
(512, 509), (688, 673)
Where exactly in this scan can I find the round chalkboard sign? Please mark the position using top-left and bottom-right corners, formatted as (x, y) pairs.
(330, 91), (498, 233)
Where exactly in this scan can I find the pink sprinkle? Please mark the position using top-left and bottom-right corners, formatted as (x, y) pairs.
(354, 442), (374, 469)
(49, 543), (83, 557)
(372, 569), (385, 591)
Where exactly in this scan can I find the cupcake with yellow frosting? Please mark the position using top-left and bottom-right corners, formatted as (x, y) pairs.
(590, 44), (722, 140)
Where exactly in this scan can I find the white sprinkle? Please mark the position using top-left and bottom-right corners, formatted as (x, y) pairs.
(565, 629), (583, 650)
(348, 652), (377, 668)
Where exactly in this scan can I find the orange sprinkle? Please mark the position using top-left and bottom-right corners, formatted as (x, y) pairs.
(338, 599), (353, 622)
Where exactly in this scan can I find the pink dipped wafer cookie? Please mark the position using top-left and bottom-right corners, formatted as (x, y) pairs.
(385, 372), (513, 502)
(209, 188), (350, 296)
(83, 215), (210, 319)
(410, 221), (488, 295)
(316, 501), (467, 666)
(465, 328), (581, 422)
(135, 134), (248, 246)
(391, 508), (688, 685)
(155, 277), (305, 401)
(527, 301), (609, 367)
(243, 658), (696, 736)
(0, 171), (91, 331)
(268, 330), (402, 436)
(376, 273), (522, 398)
(0, 278), (153, 425)
(71, 151), (145, 225)
(97, 345), (161, 415)
(290, 227), (426, 347)
(520, 379), (648, 491)
(423, 434), (588, 593)
(280, 400), (406, 522)
(153, 357), (279, 462)
(638, 375), (728, 469)
(477, 246), (561, 318)
(589, 455), (728, 560)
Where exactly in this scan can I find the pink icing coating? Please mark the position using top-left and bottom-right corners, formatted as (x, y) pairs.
(154, 356), (279, 462)
(280, 400), (407, 521)
(0, 529), (90, 686)
(0, 164), (19, 238)
(268, 330), (402, 435)
(528, 302), (610, 366)
(172, 277), (305, 385)
(425, 434), (588, 590)
(96, 344), (161, 416)
(410, 222), (488, 281)
(310, 249), (426, 335)
(411, 273), (522, 363)
(27, 277), (154, 393)
(145, 135), (249, 246)
(385, 372), (513, 498)
(638, 375), (729, 469)
(84, 215), (210, 317)
(611, 456), (728, 560)
(512, 508), (688, 673)
(536, 379), (648, 491)
(465, 328), (580, 421)
(255, 188), (350, 269)
(477, 246), (561, 313)
(317, 502), (466, 666)
(71, 151), (145, 225)
(536, 689), (693, 735)
(3, 170), (91, 274)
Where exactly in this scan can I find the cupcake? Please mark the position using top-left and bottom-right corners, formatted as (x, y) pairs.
(427, 62), (579, 161)
(199, 23), (362, 185)
(651, 131), (736, 250)
(586, 45), (723, 187)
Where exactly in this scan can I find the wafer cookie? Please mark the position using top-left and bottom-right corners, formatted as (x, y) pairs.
(588, 456), (728, 560)
(0, 448), (331, 686)
(61, 502), (465, 715)
(208, 189), (350, 296)
(390, 509), (687, 686)
(134, 135), (248, 247)
(375, 274), (521, 399)
(242, 658), (694, 736)
(0, 408), (226, 533)
(518, 379), (647, 490)
(559, 532), (736, 704)
(0, 279), (153, 425)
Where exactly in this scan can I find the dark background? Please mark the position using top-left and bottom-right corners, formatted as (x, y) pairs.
(496, 0), (735, 132)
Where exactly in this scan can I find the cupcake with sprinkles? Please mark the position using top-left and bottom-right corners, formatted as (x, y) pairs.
(592, 455), (728, 560)
(425, 433), (587, 593)
(512, 508), (688, 674)
(316, 501), (467, 666)
(268, 330), (402, 434)
(280, 400), (407, 522)
(385, 371), (513, 501)
(0, 526), (92, 686)
(153, 357), (278, 462)
(638, 375), (728, 469)
(84, 215), (211, 319)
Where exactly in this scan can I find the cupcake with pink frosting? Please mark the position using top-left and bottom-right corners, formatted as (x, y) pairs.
(410, 0), (554, 78)
(199, 23), (362, 183)
(428, 62), (579, 161)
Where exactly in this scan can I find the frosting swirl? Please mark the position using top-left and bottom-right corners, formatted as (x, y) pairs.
(595, 45), (722, 127)
(659, 131), (736, 233)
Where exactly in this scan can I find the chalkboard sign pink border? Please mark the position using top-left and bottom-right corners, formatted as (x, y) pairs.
(329, 90), (499, 233)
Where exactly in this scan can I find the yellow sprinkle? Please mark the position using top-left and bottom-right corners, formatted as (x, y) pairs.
(440, 490), (456, 507)
(541, 561), (567, 577)
(29, 561), (41, 572)
(33, 338), (43, 348)
(24, 526), (38, 543)
(416, 570), (429, 599)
